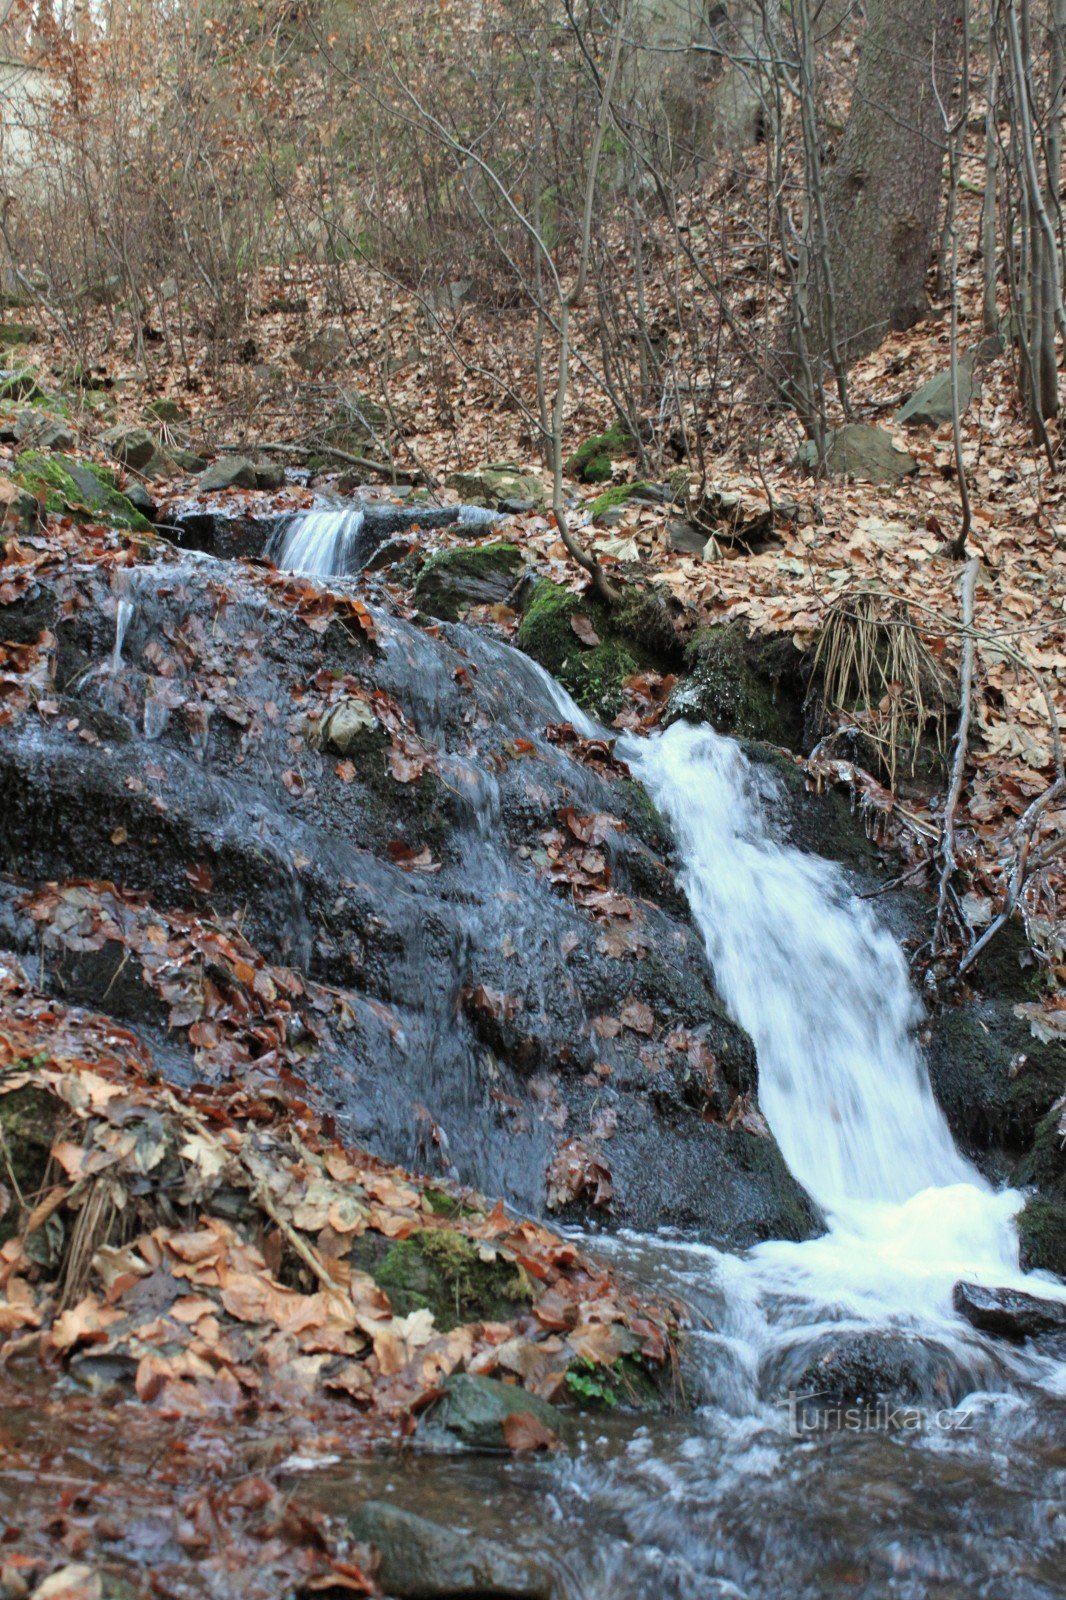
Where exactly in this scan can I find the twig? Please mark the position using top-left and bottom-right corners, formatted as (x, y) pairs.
(935, 557), (978, 947)
(957, 775), (1066, 975)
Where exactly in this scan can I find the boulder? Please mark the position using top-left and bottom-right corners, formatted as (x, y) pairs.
(346, 1501), (552, 1599)
(896, 350), (977, 428)
(13, 410), (74, 452)
(413, 542), (523, 621)
(784, 1329), (969, 1412)
(667, 519), (713, 558)
(952, 1281), (1066, 1342)
(422, 1374), (564, 1452)
(12, 453), (151, 532)
(796, 425), (918, 484)
(446, 465), (545, 509)
(665, 624), (803, 746)
(251, 461), (286, 492)
(99, 424), (174, 480)
(198, 457), (258, 492)
(169, 448), (209, 474)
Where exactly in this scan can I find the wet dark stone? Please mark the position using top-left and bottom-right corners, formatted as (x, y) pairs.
(346, 1500), (553, 1598)
(952, 1281), (1066, 1342)
(421, 1374), (564, 1453)
(0, 547), (817, 1247)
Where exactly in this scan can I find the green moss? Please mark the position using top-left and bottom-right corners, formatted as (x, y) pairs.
(0, 323), (35, 347)
(413, 541), (522, 621)
(518, 578), (678, 722)
(1017, 1196), (1066, 1279)
(369, 1228), (533, 1332)
(0, 1085), (57, 1245)
(668, 625), (793, 743)
(13, 452), (151, 531)
(148, 397), (184, 423)
(566, 422), (633, 484)
(589, 481), (650, 519)
(0, 370), (42, 403)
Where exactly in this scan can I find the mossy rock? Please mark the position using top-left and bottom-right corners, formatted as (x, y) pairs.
(516, 578), (676, 723)
(1014, 1108), (1066, 1279)
(665, 624), (800, 744)
(0, 324), (37, 349)
(13, 452), (152, 531)
(364, 1227), (534, 1332)
(0, 1085), (57, 1245)
(589, 480), (651, 519)
(566, 422), (633, 485)
(1016, 1197), (1066, 1280)
(413, 541), (523, 621)
(148, 397), (186, 423)
(445, 466), (544, 509)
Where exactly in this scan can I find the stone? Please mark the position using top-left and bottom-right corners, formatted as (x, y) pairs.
(446, 466), (545, 510)
(148, 397), (186, 423)
(413, 543), (523, 621)
(13, 410), (74, 452)
(796, 425), (918, 484)
(198, 457), (258, 492)
(99, 425), (174, 480)
(252, 461), (286, 491)
(346, 1501), (552, 1600)
(11, 453), (151, 532)
(667, 518), (712, 557)
(896, 350), (978, 427)
(423, 1374), (564, 1452)
(169, 448), (208, 474)
(122, 481), (156, 518)
(310, 697), (379, 756)
(952, 1281), (1066, 1342)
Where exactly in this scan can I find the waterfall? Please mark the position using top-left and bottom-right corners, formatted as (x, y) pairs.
(109, 598), (134, 675)
(625, 720), (1046, 1323)
(271, 506), (368, 577)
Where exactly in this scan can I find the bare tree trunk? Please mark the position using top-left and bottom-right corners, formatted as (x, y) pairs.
(807, 0), (963, 371)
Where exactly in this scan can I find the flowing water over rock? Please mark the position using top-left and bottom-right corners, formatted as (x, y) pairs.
(2, 533), (1064, 1597)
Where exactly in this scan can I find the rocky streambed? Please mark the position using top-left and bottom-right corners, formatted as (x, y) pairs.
(1, 472), (1065, 1600)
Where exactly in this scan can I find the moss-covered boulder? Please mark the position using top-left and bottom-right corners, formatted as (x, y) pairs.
(423, 1373), (564, 1449)
(445, 463), (544, 510)
(666, 624), (802, 744)
(99, 424), (175, 481)
(0, 1085), (57, 1245)
(588, 480), (652, 520)
(364, 1227), (534, 1332)
(0, 369), (43, 404)
(566, 422), (633, 485)
(1015, 1108), (1066, 1279)
(13, 452), (153, 531)
(414, 542), (523, 621)
(517, 578), (679, 723)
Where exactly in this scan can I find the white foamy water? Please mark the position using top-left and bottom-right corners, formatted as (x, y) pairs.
(272, 506), (367, 577)
(628, 720), (1050, 1327)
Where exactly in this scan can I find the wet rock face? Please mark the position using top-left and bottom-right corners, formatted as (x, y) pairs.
(0, 545), (817, 1248)
(952, 1281), (1066, 1343)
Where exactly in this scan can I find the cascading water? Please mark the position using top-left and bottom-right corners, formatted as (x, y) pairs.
(271, 505), (368, 577)
(628, 720), (1050, 1330)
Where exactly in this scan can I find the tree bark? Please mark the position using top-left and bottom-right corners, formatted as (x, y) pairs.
(808, 0), (963, 370)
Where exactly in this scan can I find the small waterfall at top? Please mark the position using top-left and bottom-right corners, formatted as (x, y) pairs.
(628, 719), (1039, 1323)
(110, 598), (134, 675)
(271, 506), (368, 577)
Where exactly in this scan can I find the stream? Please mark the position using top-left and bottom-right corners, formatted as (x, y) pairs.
(265, 506), (1066, 1599)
